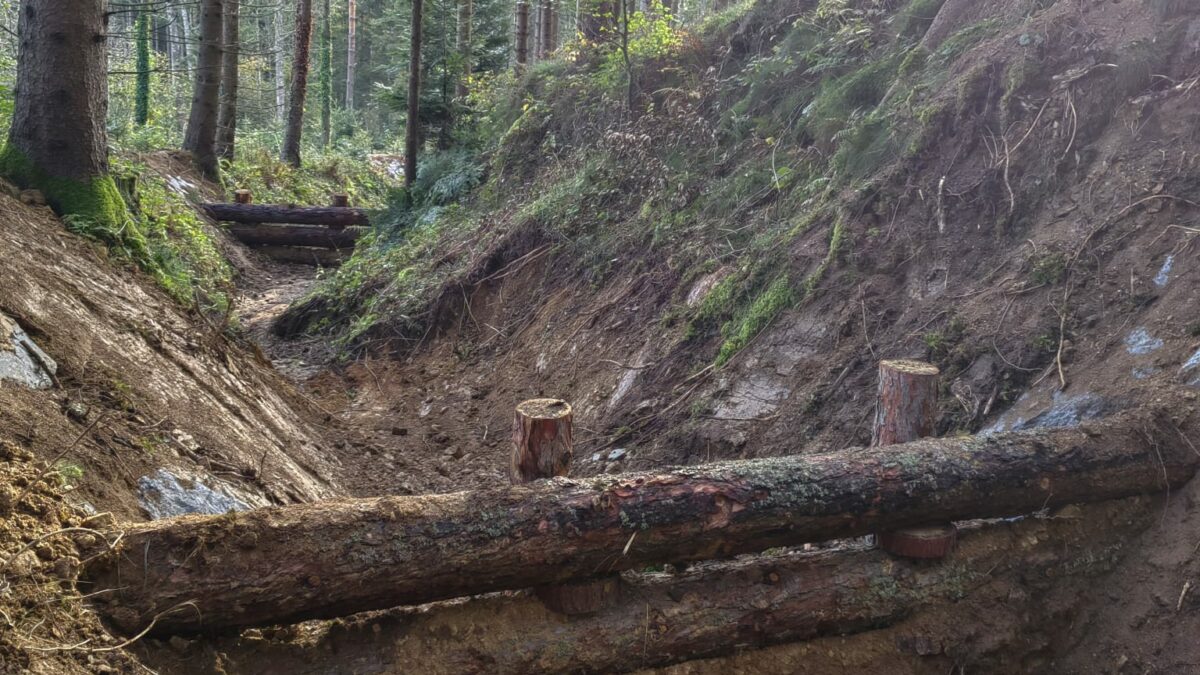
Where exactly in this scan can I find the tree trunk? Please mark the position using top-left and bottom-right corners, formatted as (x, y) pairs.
(404, 0), (422, 187)
(540, 0), (554, 57)
(183, 0), (224, 179)
(184, 507), (1137, 674)
(515, 1), (529, 67)
(345, 0), (357, 111)
(510, 399), (573, 482)
(215, 0), (240, 161)
(872, 359), (939, 446)
(871, 359), (955, 558)
(84, 405), (1197, 635)
(0, 0), (124, 226)
(319, 0), (332, 148)
(135, 9), (151, 126)
(226, 223), (365, 248)
(281, 0), (313, 166)
(199, 202), (370, 226)
(273, 4), (287, 122)
(455, 0), (472, 99)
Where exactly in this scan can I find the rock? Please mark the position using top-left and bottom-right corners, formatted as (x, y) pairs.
(137, 468), (250, 520)
(0, 312), (57, 389)
(65, 401), (89, 422)
(604, 462), (621, 473)
(607, 448), (627, 461)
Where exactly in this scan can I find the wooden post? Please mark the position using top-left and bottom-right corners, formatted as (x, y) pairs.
(515, 1), (530, 69)
(331, 193), (349, 207)
(234, 189), (253, 204)
(873, 359), (956, 559)
(511, 399), (619, 614)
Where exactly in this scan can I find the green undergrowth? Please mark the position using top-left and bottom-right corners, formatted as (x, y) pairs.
(223, 147), (393, 208)
(281, 0), (1086, 365)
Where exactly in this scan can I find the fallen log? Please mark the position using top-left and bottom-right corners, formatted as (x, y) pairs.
(160, 500), (1146, 674)
(85, 405), (1196, 635)
(227, 224), (365, 248)
(199, 202), (370, 227)
(250, 245), (351, 267)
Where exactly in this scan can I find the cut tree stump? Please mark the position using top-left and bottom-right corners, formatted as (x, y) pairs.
(199, 202), (370, 227)
(234, 189), (253, 204)
(331, 193), (349, 207)
(83, 403), (1198, 635)
(227, 224), (365, 249)
(510, 398), (573, 482)
(511, 399), (619, 614)
(873, 359), (955, 559)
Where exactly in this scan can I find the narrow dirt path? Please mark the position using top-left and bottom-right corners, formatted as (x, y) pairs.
(233, 254), (332, 381)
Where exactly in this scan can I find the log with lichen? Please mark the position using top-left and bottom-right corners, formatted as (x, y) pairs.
(85, 405), (1196, 635)
(176, 501), (1146, 674)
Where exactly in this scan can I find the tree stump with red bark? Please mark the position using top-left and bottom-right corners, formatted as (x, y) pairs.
(234, 189), (253, 204)
(331, 192), (349, 207)
(874, 359), (957, 558)
(511, 399), (619, 614)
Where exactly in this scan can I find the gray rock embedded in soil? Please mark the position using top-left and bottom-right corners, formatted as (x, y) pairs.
(985, 392), (1112, 434)
(0, 312), (56, 389)
(137, 468), (250, 520)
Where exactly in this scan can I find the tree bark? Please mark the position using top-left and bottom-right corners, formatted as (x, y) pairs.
(227, 223), (364, 248)
(183, 0), (224, 179)
(199, 202), (370, 226)
(84, 405), (1198, 635)
(540, 0), (554, 57)
(515, 1), (529, 68)
(872, 359), (939, 446)
(319, 0), (332, 148)
(178, 507), (1138, 674)
(135, 9), (151, 126)
(510, 399), (573, 482)
(455, 0), (472, 99)
(345, 0), (356, 111)
(872, 359), (955, 558)
(273, 4), (287, 122)
(404, 0), (422, 187)
(1, 0), (125, 226)
(5, 0), (111, 182)
(215, 0), (240, 161)
(281, 0), (313, 166)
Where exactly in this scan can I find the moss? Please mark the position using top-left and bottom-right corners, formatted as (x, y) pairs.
(891, 0), (947, 43)
(715, 274), (794, 367)
(0, 145), (127, 230)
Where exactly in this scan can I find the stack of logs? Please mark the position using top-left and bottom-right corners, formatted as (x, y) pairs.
(80, 363), (1198, 671)
(200, 190), (370, 266)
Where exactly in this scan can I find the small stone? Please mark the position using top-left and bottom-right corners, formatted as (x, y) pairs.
(65, 401), (89, 423)
(607, 448), (628, 461)
(8, 550), (39, 576)
(445, 446), (465, 460)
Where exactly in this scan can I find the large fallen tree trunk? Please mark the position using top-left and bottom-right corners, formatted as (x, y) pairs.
(86, 405), (1196, 635)
(228, 224), (366, 248)
(199, 202), (370, 226)
(165, 500), (1147, 674)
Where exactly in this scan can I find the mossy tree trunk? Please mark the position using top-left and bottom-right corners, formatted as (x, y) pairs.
(281, 0), (313, 167)
(135, 9), (152, 126)
(84, 406), (1197, 635)
(404, 0), (422, 187)
(456, 0), (472, 99)
(345, 0), (357, 111)
(0, 0), (125, 227)
(319, 0), (332, 149)
(183, 0), (225, 179)
(215, 0), (240, 161)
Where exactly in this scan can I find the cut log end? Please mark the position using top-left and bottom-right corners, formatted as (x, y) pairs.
(535, 576), (622, 615)
(879, 359), (940, 376)
(878, 524), (958, 559)
(234, 189), (253, 204)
